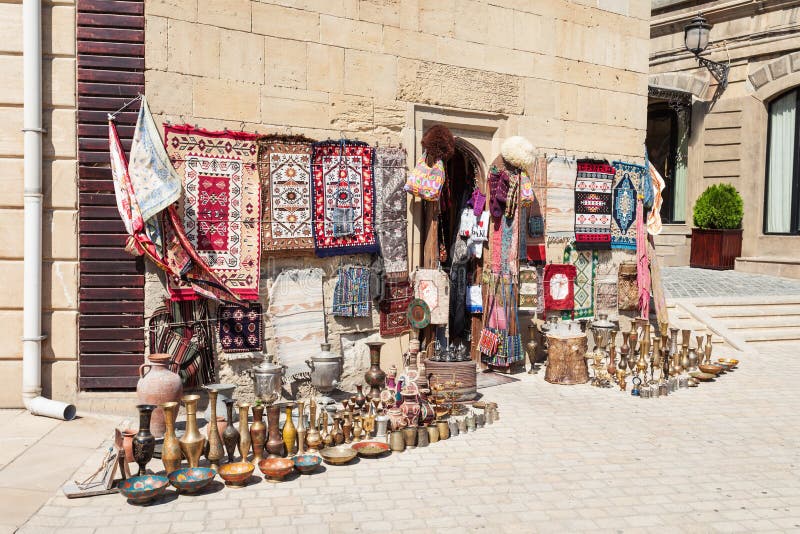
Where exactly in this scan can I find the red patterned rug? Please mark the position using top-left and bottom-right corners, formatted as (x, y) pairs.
(165, 125), (261, 301)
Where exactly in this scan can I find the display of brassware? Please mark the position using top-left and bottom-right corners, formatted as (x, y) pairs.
(293, 454), (322, 474)
(167, 467), (216, 494)
(258, 457), (295, 482)
(352, 440), (390, 458)
(119, 475), (170, 504)
(320, 445), (357, 465)
(218, 462), (255, 487)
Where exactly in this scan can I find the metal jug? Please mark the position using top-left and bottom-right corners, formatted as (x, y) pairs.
(389, 431), (406, 452)
(374, 415), (389, 438)
(248, 360), (285, 401)
(305, 343), (342, 394)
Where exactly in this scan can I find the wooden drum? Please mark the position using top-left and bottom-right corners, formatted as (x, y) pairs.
(424, 359), (478, 401)
(544, 332), (589, 385)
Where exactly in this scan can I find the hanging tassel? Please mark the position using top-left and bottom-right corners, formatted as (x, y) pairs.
(636, 197), (650, 319)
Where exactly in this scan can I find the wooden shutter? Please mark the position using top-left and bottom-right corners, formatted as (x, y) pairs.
(77, 0), (145, 389)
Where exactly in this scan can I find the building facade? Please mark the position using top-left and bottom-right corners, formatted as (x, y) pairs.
(648, 0), (800, 274)
(1, 0), (651, 407)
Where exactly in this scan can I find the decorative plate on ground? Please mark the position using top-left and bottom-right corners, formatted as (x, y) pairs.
(352, 441), (391, 458)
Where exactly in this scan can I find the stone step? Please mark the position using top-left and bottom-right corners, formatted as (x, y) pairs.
(703, 304), (800, 318)
(740, 327), (800, 342)
(735, 257), (800, 280)
(720, 315), (800, 329)
(654, 233), (689, 247)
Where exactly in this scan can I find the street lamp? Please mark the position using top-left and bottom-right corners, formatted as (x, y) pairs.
(684, 14), (729, 92)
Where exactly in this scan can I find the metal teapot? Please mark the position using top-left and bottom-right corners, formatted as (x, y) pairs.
(248, 359), (285, 401)
(305, 343), (342, 394)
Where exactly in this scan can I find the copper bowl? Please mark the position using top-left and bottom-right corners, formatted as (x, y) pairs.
(320, 445), (357, 465)
(352, 441), (391, 458)
(690, 371), (716, 382)
(218, 461), (254, 487)
(293, 454), (322, 474)
(698, 364), (722, 375)
(258, 458), (294, 482)
(718, 358), (739, 367)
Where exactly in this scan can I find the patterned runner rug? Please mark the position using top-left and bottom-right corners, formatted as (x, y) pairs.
(374, 146), (408, 274)
(562, 242), (597, 320)
(545, 156), (577, 241)
(610, 161), (644, 251)
(574, 159), (614, 249)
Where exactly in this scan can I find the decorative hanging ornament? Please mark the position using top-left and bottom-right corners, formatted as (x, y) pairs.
(407, 298), (431, 329)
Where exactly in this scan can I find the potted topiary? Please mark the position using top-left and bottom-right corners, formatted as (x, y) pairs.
(689, 183), (744, 270)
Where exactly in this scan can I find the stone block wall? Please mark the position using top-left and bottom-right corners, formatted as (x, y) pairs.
(0, 1), (78, 407)
(143, 0), (650, 401)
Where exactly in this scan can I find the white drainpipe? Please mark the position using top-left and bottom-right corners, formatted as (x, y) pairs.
(22, 0), (76, 420)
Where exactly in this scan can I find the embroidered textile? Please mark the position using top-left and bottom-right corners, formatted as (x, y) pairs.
(149, 300), (215, 387)
(269, 268), (326, 377)
(646, 161), (666, 236)
(109, 121), (143, 235)
(595, 280), (618, 318)
(562, 243), (597, 319)
(574, 160), (614, 249)
(257, 135), (314, 251)
(526, 156), (547, 261)
(218, 303), (263, 353)
(618, 262), (638, 311)
(379, 278), (412, 336)
(489, 214), (519, 276)
(519, 266), (539, 312)
(536, 266), (545, 314)
(332, 266), (371, 317)
(413, 269), (449, 325)
(128, 98), (182, 222)
(165, 125), (261, 300)
(487, 159), (511, 218)
(610, 161), (644, 250)
(374, 147), (409, 274)
(545, 156), (577, 240)
(543, 263), (576, 311)
(311, 140), (379, 256)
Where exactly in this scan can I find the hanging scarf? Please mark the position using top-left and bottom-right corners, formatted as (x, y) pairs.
(646, 161), (666, 236)
(636, 197), (650, 319)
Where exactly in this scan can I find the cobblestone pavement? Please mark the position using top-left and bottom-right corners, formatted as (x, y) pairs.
(662, 267), (800, 299)
(18, 343), (800, 533)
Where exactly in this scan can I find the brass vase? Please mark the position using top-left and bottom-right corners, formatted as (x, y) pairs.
(161, 401), (182, 474)
(178, 395), (206, 468)
(283, 402), (297, 456)
(306, 400), (322, 452)
(354, 385), (367, 410)
(607, 330), (617, 378)
(250, 405), (267, 463)
(222, 399), (239, 463)
(364, 342), (387, 398)
(320, 411), (332, 448)
(237, 403), (251, 461)
(266, 403), (284, 458)
(526, 325), (537, 373)
(627, 330), (638, 372)
(332, 416), (344, 445)
(204, 387), (224, 471)
(705, 333), (713, 364)
(296, 400), (307, 456)
(133, 404), (156, 476)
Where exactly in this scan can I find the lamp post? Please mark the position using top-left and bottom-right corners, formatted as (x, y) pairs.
(684, 14), (729, 92)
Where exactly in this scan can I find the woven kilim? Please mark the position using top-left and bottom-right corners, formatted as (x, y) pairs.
(379, 278), (412, 336)
(562, 242), (597, 319)
(574, 159), (614, 249)
(332, 266), (371, 317)
(594, 280), (618, 318)
(165, 125), (261, 300)
(374, 147), (409, 274)
(610, 161), (644, 250)
(257, 135), (314, 251)
(311, 140), (379, 257)
(545, 156), (576, 240)
(518, 266), (538, 312)
(218, 303), (263, 353)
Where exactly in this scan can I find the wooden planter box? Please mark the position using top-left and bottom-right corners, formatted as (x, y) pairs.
(689, 228), (743, 270)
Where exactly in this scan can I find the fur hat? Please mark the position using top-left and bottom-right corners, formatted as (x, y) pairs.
(421, 124), (456, 166)
(500, 136), (534, 170)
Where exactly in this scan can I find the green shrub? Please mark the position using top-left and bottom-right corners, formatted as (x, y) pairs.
(692, 183), (744, 229)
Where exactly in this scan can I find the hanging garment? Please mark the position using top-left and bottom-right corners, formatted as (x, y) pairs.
(374, 146), (409, 274)
(257, 135), (315, 252)
(470, 189), (486, 216)
(218, 303), (263, 353)
(636, 198), (651, 319)
(149, 300), (215, 387)
(562, 242), (598, 320)
(311, 140), (379, 256)
(545, 156), (577, 241)
(617, 262), (638, 311)
(487, 161), (511, 218)
(646, 161), (666, 236)
(519, 170), (534, 207)
(332, 266), (371, 317)
(526, 156), (547, 262)
(489, 212), (520, 276)
(413, 269), (449, 325)
(574, 159), (614, 249)
(468, 210), (490, 259)
(543, 263), (577, 311)
(449, 259), (469, 340)
(379, 278), (412, 336)
(610, 161), (645, 250)
(165, 124), (262, 300)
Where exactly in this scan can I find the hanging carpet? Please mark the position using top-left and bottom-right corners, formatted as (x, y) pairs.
(562, 242), (597, 320)
(610, 161), (644, 250)
(379, 278), (412, 336)
(526, 156), (547, 262)
(149, 300), (215, 387)
(218, 303), (263, 354)
(257, 135), (315, 252)
(310, 140), (379, 257)
(574, 159), (614, 249)
(374, 146), (409, 274)
(543, 263), (576, 311)
(269, 268), (326, 378)
(545, 156), (577, 241)
(413, 269), (449, 325)
(332, 266), (371, 318)
(165, 125), (262, 301)
(518, 266), (539, 312)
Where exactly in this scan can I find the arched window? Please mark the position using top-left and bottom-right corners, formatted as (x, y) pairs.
(765, 88), (799, 234)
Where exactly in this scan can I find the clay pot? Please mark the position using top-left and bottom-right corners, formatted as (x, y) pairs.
(121, 429), (136, 463)
(136, 354), (183, 438)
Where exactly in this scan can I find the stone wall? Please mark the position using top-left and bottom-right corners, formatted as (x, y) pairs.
(0, 2), (78, 407)
(143, 0), (651, 401)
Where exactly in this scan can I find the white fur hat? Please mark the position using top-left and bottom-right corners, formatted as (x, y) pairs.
(500, 136), (534, 170)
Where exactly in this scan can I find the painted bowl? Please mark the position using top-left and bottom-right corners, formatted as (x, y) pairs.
(690, 371), (716, 382)
(167, 467), (216, 493)
(352, 441), (391, 458)
(218, 462), (254, 487)
(293, 454), (322, 474)
(119, 475), (170, 504)
(258, 458), (295, 482)
(320, 445), (357, 465)
(698, 364), (723, 375)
